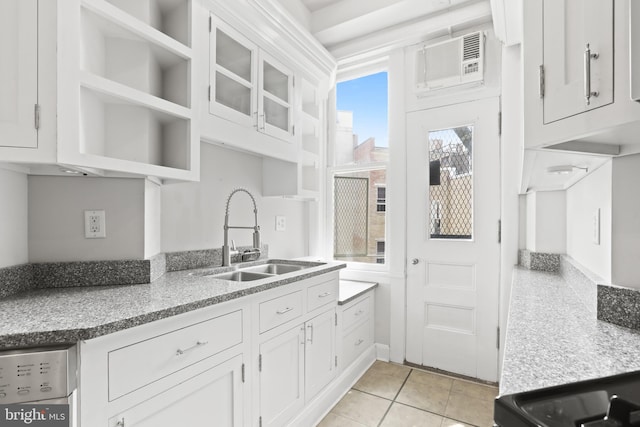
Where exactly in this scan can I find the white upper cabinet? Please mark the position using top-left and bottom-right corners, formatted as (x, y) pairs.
(0, 0), (38, 149)
(201, 1), (335, 168)
(0, 0), (200, 181)
(206, 13), (296, 160)
(259, 51), (294, 143)
(541, 0), (613, 124)
(523, 0), (640, 153)
(209, 18), (258, 128)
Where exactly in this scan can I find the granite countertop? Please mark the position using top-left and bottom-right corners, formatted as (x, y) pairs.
(338, 279), (377, 305)
(0, 259), (345, 349)
(500, 267), (640, 396)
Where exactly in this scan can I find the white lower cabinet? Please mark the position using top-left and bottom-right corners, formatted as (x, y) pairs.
(338, 291), (375, 371)
(304, 309), (336, 401)
(79, 272), (349, 427)
(258, 308), (336, 427)
(258, 325), (305, 427)
(108, 354), (244, 427)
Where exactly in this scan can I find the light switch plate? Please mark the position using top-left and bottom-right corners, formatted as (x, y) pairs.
(85, 210), (106, 238)
(275, 215), (286, 232)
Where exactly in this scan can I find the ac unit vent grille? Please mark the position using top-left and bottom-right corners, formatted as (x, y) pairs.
(463, 33), (481, 60)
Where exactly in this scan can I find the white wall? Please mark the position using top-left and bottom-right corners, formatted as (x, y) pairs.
(28, 177), (146, 262)
(566, 161), (612, 282)
(612, 154), (640, 288)
(144, 179), (162, 258)
(499, 44), (522, 370)
(534, 191), (566, 253)
(526, 190), (566, 253)
(161, 142), (308, 259)
(0, 167), (28, 268)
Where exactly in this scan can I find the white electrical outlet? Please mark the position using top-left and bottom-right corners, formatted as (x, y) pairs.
(85, 210), (106, 239)
(275, 215), (286, 232)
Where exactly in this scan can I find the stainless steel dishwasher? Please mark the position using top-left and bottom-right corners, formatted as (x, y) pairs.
(0, 345), (77, 426)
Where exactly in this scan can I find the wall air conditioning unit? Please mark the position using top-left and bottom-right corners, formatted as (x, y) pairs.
(415, 31), (485, 94)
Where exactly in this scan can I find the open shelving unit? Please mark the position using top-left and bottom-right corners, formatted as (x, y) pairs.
(298, 77), (323, 197)
(57, 0), (198, 181)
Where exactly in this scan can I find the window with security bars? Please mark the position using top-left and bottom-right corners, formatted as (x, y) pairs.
(333, 169), (386, 263)
(428, 126), (473, 239)
(332, 71), (388, 265)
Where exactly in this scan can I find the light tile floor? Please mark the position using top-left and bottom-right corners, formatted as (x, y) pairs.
(318, 361), (498, 427)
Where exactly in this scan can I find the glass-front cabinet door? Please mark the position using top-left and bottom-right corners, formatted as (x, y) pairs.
(258, 51), (294, 143)
(210, 16), (257, 128)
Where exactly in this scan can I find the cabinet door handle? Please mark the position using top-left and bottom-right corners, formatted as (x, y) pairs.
(354, 309), (364, 316)
(584, 43), (599, 105)
(318, 291), (332, 298)
(115, 418), (125, 427)
(176, 340), (208, 356)
(307, 324), (314, 344)
(276, 307), (293, 315)
(355, 339), (364, 346)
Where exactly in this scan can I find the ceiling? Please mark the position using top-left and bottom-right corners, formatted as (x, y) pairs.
(293, 0), (493, 63)
(300, 0), (343, 13)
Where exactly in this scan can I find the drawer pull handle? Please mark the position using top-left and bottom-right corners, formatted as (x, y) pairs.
(116, 418), (125, 427)
(276, 307), (294, 315)
(355, 339), (364, 346)
(354, 310), (364, 316)
(318, 292), (332, 298)
(176, 340), (209, 356)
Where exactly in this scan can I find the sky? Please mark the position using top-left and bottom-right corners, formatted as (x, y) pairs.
(336, 71), (389, 147)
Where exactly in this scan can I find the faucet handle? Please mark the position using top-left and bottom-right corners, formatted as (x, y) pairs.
(231, 240), (236, 251)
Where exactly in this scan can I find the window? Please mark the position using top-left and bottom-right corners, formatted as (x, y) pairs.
(428, 126), (473, 240)
(331, 71), (388, 265)
(376, 186), (386, 212)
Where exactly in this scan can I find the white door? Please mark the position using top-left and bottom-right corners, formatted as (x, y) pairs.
(109, 354), (244, 427)
(305, 309), (336, 401)
(542, 0), (613, 123)
(259, 325), (305, 427)
(405, 97), (500, 382)
(0, 0), (38, 148)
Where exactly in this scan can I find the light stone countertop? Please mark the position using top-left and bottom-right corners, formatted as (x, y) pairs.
(500, 267), (640, 396)
(0, 259), (345, 349)
(338, 279), (377, 305)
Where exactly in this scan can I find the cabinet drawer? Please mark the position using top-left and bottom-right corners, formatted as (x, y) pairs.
(307, 279), (338, 312)
(108, 310), (243, 401)
(259, 290), (303, 333)
(343, 296), (371, 332)
(342, 320), (372, 368)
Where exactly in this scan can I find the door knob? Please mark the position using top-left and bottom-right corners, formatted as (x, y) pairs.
(412, 259), (419, 265)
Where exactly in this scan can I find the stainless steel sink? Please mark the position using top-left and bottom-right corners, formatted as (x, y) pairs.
(243, 263), (306, 275)
(190, 260), (321, 282)
(210, 271), (273, 281)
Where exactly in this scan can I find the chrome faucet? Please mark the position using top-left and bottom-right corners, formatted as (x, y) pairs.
(222, 188), (261, 266)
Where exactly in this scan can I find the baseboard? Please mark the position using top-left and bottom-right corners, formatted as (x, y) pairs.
(287, 345), (376, 427)
(375, 343), (390, 362)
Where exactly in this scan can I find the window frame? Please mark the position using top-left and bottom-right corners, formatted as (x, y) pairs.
(325, 67), (390, 271)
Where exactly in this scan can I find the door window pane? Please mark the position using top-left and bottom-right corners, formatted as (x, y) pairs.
(216, 29), (252, 83)
(428, 126), (473, 239)
(334, 169), (386, 264)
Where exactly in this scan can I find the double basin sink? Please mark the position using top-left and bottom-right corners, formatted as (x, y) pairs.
(193, 261), (321, 282)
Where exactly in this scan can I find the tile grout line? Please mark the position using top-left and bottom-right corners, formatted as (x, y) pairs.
(375, 368), (414, 427)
